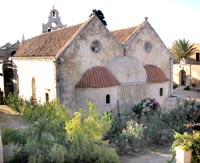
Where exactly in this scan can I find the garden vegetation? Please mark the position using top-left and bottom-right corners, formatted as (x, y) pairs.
(2, 94), (200, 163)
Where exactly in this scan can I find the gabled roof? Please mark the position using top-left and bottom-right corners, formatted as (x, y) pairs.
(14, 16), (95, 57)
(112, 21), (146, 45)
(76, 66), (120, 88)
(144, 64), (169, 83)
(112, 26), (138, 45)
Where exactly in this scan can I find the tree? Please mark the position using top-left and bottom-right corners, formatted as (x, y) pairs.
(170, 39), (197, 60)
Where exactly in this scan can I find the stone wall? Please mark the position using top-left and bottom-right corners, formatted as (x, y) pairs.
(60, 16), (123, 110)
(75, 86), (119, 114)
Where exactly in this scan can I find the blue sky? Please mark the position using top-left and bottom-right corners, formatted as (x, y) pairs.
(0, 0), (200, 47)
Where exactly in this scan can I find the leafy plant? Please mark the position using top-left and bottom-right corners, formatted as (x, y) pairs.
(132, 98), (160, 118)
(169, 131), (200, 163)
(65, 100), (112, 142)
(184, 85), (190, 90)
(3, 100), (120, 163)
(141, 111), (169, 144)
(5, 93), (24, 113)
(119, 120), (144, 153)
(65, 101), (120, 162)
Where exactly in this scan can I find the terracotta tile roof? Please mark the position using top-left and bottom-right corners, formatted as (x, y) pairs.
(144, 64), (169, 83)
(76, 66), (120, 88)
(112, 26), (138, 44)
(15, 23), (83, 57)
(14, 23), (84, 57)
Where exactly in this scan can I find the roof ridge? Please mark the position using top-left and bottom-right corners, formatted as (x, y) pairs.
(55, 15), (96, 58)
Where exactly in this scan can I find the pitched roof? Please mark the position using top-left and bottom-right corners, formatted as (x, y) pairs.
(112, 26), (138, 44)
(76, 66), (120, 88)
(144, 64), (169, 83)
(14, 23), (83, 57)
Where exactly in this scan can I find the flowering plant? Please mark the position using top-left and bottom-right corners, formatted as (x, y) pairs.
(132, 97), (160, 117)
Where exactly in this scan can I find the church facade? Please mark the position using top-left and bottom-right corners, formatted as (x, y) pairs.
(11, 8), (172, 114)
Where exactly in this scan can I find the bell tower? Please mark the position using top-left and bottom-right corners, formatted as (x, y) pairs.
(42, 6), (66, 33)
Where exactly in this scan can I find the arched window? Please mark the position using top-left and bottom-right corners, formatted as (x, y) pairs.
(32, 78), (36, 101)
(45, 93), (49, 103)
(106, 94), (110, 104)
(159, 88), (163, 96)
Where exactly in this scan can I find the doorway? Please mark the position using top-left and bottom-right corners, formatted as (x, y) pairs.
(179, 70), (186, 85)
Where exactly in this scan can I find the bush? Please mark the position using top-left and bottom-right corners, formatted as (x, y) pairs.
(141, 111), (169, 144)
(65, 101), (120, 162)
(107, 98), (200, 153)
(132, 98), (160, 122)
(5, 93), (24, 113)
(184, 85), (190, 90)
(192, 83), (196, 87)
(2, 100), (120, 163)
(162, 99), (199, 134)
(173, 83), (178, 89)
(118, 120), (144, 153)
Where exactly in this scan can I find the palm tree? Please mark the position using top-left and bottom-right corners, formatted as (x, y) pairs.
(170, 39), (197, 60)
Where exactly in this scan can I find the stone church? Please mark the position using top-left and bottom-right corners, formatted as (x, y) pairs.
(11, 8), (172, 114)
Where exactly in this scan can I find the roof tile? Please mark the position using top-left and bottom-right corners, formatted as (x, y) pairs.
(14, 23), (83, 57)
(112, 26), (138, 44)
(76, 66), (120, 88)
(144, 64), (169, 83)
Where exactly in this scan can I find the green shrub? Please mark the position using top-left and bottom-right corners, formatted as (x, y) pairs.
(173, 83), (178, 89)
(162, 99), (199, 134)
(184, 85), (190, 90)
(141, 111), (169, 144)
(65, 101), (120, 162)
(2, 100), (120, 163)
(120, 120), (144, 152)
(5, 93), (24, 113)
(192, 83), (196, 87)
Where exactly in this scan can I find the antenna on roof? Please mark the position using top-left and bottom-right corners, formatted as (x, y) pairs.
(145, 17), (148, 22)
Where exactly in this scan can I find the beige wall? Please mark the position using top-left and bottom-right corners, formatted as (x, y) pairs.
(125, 23), (171, 79)
(147, 81), (170, 106)
(12, 57), (57, 103)
(119, 84), (148, 113)
(75, 86), (119, 114)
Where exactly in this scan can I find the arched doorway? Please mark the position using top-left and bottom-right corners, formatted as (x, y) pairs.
(179, 70), (186, 85)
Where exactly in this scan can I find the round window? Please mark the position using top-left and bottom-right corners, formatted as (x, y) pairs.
(144, 42), (152, 53)
(91, 40), (102, 53)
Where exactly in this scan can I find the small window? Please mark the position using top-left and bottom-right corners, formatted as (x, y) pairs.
(90, 40), (102, 53)
(45, 93), (49, 103)
(159, 88), (163, 96)
(106, 94), (110, 104)
(196, 53), (200, 61)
